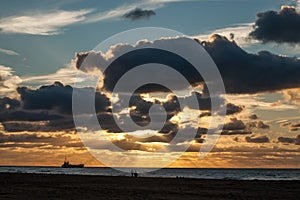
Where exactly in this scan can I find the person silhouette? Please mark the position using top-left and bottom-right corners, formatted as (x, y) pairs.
(130, 169), (134, 177)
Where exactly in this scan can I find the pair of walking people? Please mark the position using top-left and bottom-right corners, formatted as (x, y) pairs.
(131, 169), (138, 177)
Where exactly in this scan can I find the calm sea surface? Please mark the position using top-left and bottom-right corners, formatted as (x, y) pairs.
(1, 166), (300, 180)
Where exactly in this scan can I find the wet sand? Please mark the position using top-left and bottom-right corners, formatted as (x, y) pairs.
(0, 173), (299, 200)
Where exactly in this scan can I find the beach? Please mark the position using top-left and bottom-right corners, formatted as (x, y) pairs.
(0, 173), (299, 199)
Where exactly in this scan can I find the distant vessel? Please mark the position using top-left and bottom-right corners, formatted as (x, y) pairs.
(61, 158), (84, 168)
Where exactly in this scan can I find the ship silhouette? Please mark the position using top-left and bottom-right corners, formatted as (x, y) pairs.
(61, 157), (84, 168)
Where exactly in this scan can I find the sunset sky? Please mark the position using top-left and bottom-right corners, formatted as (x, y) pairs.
(1, 0), (300, 168)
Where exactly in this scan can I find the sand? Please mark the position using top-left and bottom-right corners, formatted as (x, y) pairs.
(0, 173), (299, 200)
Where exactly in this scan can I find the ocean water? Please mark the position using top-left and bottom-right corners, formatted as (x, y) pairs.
(0, 166), (300, 180)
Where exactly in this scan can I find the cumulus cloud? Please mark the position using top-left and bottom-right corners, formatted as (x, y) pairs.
(0, 79), (244, 136)
(245, 135), (270, 143)
(75, 40), (204, 92)
(283, 88), (300, 104)
(202, 34), (300, 93)
(18, 81), (111, 115)
(123, 8), (156, 20)
(76, 35), (300, 94)
(0, 96), (75, 132)
(0, 82), (112, 132)
(117, 91), (241, 130)
(0, 82), (179, 134)
(0, 65), (22, 97)
(0, 97), (20, 111)
(249, 6), (300, 43)
(196, 23), (256, 47)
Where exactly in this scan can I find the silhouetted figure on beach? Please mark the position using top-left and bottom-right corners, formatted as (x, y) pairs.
(131, 169), (138, 177)
(134, 171), (138, 178)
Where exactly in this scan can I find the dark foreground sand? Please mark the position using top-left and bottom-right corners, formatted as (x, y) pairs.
(1, 173), (300, 200)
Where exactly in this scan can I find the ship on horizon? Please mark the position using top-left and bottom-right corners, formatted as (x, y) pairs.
(61, 157), (84, 168)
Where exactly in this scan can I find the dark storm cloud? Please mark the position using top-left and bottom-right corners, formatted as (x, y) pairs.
(0, 132), (82, 148)
(0, 143), (45, 149)
(97, 112), (122, 133)
(187, 120), (253, 136)
(0, 111), (63, 122)
(245, 135), (270, 143)
(111, 91), (242, 133)
(1, 120), (74, 132)
(290, 121), (300, 127)
(202, 34), (300, 93)
(249, 6), (300, 43)
(112, 139), (147, 151)
(295, 135), (300, 145)
(278, 135), (300, 145)
(122, 8), (156, 20)
(0, 132), (52, 143)
(1, 81), (228, 134)
(75, 45), (203, 93)
(0, 97), (20, 111)
(221, 130), (252, 135)
(225, 103), (244, 115)
(18, 81), (111, 115)
(17, 81), (73, 115)
(278, 136), (295, 144)
(219, 118), (269, 135)
(256, 121), (270, 129)
(103, 48), (203, 93)
(290, 127), (300, 131)
(247, 121), (270, 129)
(0, 94), (75, 132)
(76, 35), (300, 94)
(0, 82), (112, 132)
(223, 118), (246, 130)
(110, 92), (180, 133)
(124, 132), (174, 143)
(249, 114), (258, 120)
(129, 92), (241, 118)
(178, 92), (222, 111)
(287, 121), (300, 131)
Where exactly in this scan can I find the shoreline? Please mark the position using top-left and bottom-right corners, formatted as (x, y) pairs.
(1, 166), (300, 179)
(1, 171), (300, 181)
(1, 173), (300, 199)
(1, 165), (300, 169)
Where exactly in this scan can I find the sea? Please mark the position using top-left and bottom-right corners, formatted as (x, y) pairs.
(0, 166), (300, 180)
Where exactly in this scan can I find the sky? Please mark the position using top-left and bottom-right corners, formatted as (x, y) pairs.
(1, 0), (300, 168)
